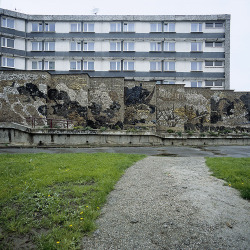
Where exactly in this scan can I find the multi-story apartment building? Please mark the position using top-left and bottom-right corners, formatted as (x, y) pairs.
(0, 8), (230, 89)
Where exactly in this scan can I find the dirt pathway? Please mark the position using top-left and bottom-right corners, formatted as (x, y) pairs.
(82, 157), (250, 249)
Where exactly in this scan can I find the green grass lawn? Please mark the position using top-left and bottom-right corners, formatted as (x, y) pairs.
(206, 157), (250, 200)
(0, 153), (145, 249)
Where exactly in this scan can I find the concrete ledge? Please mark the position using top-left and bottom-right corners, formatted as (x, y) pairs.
(0, 123), (250, 147)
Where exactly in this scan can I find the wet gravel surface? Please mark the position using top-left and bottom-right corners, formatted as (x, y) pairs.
(81, 157), (250, 250)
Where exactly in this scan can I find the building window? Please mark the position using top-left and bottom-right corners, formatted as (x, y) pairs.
(205, 22), (224, 28)
(123, 61), (134, 71)
(70, 23), (81, 32)
(191, 81), (202, 87)
(2, 57), (14, 68)
(83, 23), (94, 32)
(1, 37), (14, 48)
(32, 22), (43, 32)
(123, 41), (134, 51)
(205, 80), (223, 87)
(44, 61), (55, 70)
(1, 17), (14, 29)
(164, 61), (175, 71)
(205, 41), (223, 47)
(123, 23), (134, 32)
(110, 42), (121, 51)
(44, 23), (55, 32)
(191, 42), (202, 52)
(32, 41), (43, 51)
(191, 61), (202, 71)
(150, 42), (162, 52)
(150, 61), (162, 71)
(70, 61), (81, 70)
(110, 61), (121, 71)
(205, 61), (223, 67)
(83, 42), (94, 51)
(32, 61), (42, 70)
(191, 23), (202, 32)
(110, 23), (121, 32)
(83, 61), (94, 70)
(164, 42), (175, 51)
(164, 23), (175, 32)
(70, 41), (81, 51)
(150, 23), (162, 32)
(163, 80), (175, 84)
(44, 41), (55, 51)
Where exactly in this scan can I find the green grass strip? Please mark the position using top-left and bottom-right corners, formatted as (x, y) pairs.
(206, 157), (250, 200)
(0, 153), (145, 249)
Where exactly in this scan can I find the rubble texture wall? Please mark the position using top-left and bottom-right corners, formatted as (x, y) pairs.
(0, 71), (249, 132)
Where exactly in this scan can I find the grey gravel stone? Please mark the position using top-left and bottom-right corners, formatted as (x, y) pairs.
(81, 157), (250, 249)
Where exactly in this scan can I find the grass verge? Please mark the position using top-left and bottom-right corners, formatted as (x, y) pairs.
(0, 153), (145, 249)
(206, 157), (250, 200)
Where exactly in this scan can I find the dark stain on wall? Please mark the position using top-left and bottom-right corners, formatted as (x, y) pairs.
(240, 93), (250, 121)
(17, 83), (46, 101)
(38, 105), (47, 116)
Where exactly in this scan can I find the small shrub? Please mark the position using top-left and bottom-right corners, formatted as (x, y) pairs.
(167, 129), (175, 133)
(84, 126), (93, 131)
(176, 131), (182, 137)
(100, 127), (107, 132)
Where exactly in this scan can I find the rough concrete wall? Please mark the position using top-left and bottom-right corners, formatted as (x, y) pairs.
(0, 71), (50, 126)
(156, 84), (250, 132)
(124, 81), (156, 129)
(49, 74), (89, 125)
(87, 77), (124, 128)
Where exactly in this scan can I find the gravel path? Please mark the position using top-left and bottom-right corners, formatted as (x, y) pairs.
(82, 157), (250, 250)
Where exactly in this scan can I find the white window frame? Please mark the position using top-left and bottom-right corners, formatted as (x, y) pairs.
(164, 23), (175, 32)
(150, 42), (162, 52)
(31, 22), (43, 32)
(44, 41), (55, 51)
(110, 42), (121, 51)
(164, 61), (175, 71)
(110, 22), (121, 32)
(191, 61), (203, 71)
(31, 61), (42, 70)
(44, 61), (55, 70)
(70, 23), (81, 32)
(110, 61), (121, 71)
(31, 41), (43, 51)
(205, 61), (224, 67)
(150, 61), (162, 71)
(83, 23), (94, 32)
(205, 41), (223, 48)
(1, 17), (15, 29)
(205, 80), (223, 87)
(44, 23), (55, 32)
(191, 81), (202, 88)
(70, 41), (81, 51)
(150, 23), (162, 32)
(191, 42), (203, 52)
(70, 61), (81, 70)
(2, 57), (15, 68)
(83, 61), (94, 70)
(164, 42), (175, 52)
(123, 61), (134, 71)
(123, 23), (134, 32)
(1, 37), (14, 48)
(191, 23), (202, 32)
(123, 41), (134, 51)
(83, 42), (94, 51)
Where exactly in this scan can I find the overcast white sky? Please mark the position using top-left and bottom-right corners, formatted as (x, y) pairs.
(1, 0), (250, 91)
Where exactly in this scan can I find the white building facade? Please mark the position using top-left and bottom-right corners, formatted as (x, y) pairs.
(0, 9), (230, 89)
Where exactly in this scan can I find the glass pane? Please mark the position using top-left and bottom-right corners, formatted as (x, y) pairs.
(110, 23), (116, 32)
(198, 62), (202, 70)
(215, 23), (223, 28)
(164, 62), (168, 71)
(71, 42), (76, 51)
(32, 23), (38, 31)
(7, 39), (14, 48)
(151, 23), (157, 32)
(128, 62), (134, 70)
(8, 58), (14, 67)
(32, 61), (37, 69)
(2, 18), (7, 27)
(198, 23), (202, 32)
(38, 61), (42, 69)
(215, 42), (223, 47)
(169, 23), (175, 32)
(169, 81), (175, 84)
(164, 23), (168, 32)
(110, 62), (116, 70)
(88, 42), (94, 51)
(205, 81), (213, 86)
(205, 61), (213, 66)
(150, 62), (156, 71)
(110, 42), (116, 51)
(215, 81), (223, 86)
(128, 42), (134, 51)
(206, 23), (213, 28)
(50, 42), (55, 51)
(169, 43), (175, 51)
(128, 23), (134, 32)
(198, 43), (202, 51)
(191, 43), (196, 51)
(7, 19), (14, 29)
(205, 42), (213, 47)
(71, 23), (77, 32)
(89, 62), (94, 70)
(191, 23), (197, 32)
(88, 23), (94, 32)
(191, 62), (197, 71)
(191, 82), (197, 87)
(70, 61), (76, 70)
(169, 62), (175, 71)
(50, 23), (55, 32)
(198, 81), (202, 87)
(49, 62), (55, 70)
(215, 61), (223, 66)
